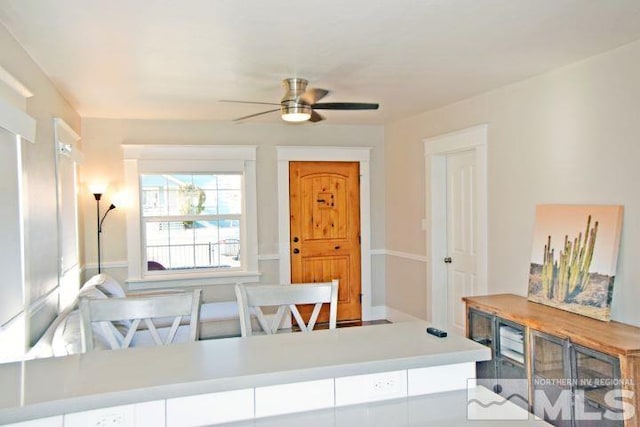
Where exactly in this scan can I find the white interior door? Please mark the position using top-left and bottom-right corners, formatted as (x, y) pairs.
(427, 125), (487, 335)
(445, 150), (477, 335)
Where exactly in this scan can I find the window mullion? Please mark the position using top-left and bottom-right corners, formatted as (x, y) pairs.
(143, 215), (239, 222)
(167, 220), (172, 269)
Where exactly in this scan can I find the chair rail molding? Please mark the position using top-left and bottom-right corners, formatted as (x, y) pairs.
(385, 250), (428, 263)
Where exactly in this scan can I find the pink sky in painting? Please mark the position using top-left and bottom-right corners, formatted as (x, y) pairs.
(530, 205), (623, 275)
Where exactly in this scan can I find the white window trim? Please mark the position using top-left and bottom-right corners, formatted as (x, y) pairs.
(0, 68), (34, 362)
(54, 118), (82, 310)
(123, 145), (259, 289)
(0, 94), (36, 143)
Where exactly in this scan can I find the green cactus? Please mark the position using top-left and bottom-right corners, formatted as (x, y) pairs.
(541, 235), (555, 299)
(539, 215), (598, 302)
(565, 216), (598, 301)
(555, 235), (571, 302)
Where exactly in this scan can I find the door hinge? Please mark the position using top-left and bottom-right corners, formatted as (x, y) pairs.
(360, 294), (363, 303)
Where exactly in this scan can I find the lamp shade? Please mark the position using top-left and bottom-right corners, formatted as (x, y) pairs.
(88, 182), (108, 195)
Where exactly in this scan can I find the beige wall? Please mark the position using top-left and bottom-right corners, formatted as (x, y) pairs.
(5, 12), (638, 332)
(385, 39), (640, 325)
(80, 119), (386, 304)
(0, 24), (81, 343)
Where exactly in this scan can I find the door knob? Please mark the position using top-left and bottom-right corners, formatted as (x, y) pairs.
(444, 257), (452, 264)
(293, 248), (300, 254)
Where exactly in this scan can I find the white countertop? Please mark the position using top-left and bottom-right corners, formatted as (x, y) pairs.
(0, 321), (491, 424)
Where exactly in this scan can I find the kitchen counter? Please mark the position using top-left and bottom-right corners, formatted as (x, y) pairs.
(0, 321), (491, 425)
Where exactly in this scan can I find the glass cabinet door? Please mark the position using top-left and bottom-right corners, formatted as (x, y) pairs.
(496, 318), (528, 410)
(468, 309), (496, 391)
(468, 308), (494, 346)
(571, 344), (624, 427)
(531, 331), (572, 427)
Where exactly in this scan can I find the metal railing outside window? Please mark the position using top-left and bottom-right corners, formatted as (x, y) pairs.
(146, 239), (240, 271)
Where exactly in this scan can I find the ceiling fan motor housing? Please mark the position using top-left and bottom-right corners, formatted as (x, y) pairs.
(282, 78), (310, 102)
(280, 78), (312, 120)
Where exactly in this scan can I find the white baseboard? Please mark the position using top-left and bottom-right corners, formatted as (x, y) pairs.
(383, 306), (424, 323)
(366, 305), (387, 321)
(365, 305), (423, 323)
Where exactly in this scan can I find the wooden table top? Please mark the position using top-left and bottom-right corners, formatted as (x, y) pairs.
(463, 294), (640, 356)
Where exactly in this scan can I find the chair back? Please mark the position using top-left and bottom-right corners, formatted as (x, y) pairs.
(79, 289), (201, 351)
(235, 280), (339, 337)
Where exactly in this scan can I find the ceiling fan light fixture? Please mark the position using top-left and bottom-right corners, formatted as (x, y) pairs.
(281, 104), (311, 122)
(224, 77), (378, 123)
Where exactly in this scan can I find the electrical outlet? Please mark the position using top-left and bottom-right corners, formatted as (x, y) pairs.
(87, 406), (134, 427)
(65, 401), (166, 427)
(373, 378), (397, 393)
(368, 371), (405, 398)
(335, 370), (408, 406)
(94, 412), (125, 427)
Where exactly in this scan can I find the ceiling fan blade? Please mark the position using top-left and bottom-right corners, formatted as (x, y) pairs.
(309, 110), (325, 123)
(298, 88), (329, 105)
(312, 102), (379, 110)
(220, 100), (281, 106)
(232, 108), (280, 121)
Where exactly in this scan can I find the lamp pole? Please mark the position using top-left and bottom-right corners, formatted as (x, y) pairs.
(93, 193), (102, 273)
(93, 192), (116, 275)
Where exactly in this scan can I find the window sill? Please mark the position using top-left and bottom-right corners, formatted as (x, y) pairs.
(126, 270), (261, 291)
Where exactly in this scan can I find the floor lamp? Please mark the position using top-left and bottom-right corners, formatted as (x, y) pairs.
(92, 192), (116, 274)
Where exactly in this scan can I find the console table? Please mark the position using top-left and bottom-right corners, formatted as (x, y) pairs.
(464, 294), (640, 427)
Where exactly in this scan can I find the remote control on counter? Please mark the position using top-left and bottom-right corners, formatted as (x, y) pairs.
(426, 327), (447, 338)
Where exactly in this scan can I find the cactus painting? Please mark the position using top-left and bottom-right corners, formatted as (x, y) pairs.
(528, 205), (623, 321)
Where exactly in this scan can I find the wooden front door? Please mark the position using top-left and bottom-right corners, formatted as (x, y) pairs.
(289, 161), (361, 322)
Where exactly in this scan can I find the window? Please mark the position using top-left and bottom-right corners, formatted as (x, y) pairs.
(123, 145), (258, 288)
(141, 173), (242, 271)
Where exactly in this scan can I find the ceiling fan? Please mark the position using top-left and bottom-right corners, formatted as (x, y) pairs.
(220, 78), (379, 123)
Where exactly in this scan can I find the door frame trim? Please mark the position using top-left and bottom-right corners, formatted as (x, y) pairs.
(423, 125), (488, 329)
(276, 146), (373, 320)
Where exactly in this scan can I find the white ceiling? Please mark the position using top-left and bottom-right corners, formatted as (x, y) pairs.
(1, 0), (640, 125)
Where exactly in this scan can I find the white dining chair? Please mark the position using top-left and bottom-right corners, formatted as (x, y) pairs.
(79, 289), (201, 352)
(234, 280), (339, 337)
